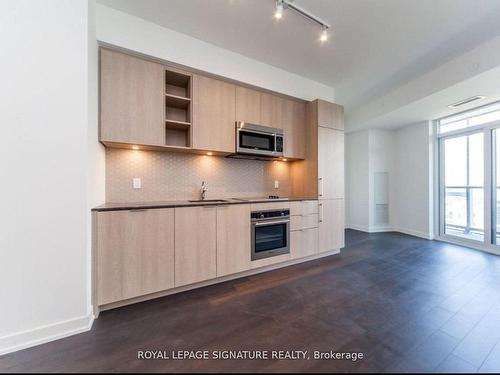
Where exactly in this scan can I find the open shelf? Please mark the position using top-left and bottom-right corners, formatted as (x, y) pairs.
(165, 67), (192, 148)
(166, 70), (191, 98)
(165, 94), (191, 109)
(165, 119), (191, 130)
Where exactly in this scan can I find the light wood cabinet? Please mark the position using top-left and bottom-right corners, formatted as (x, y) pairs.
(283, 99), (306, 159)
(318, 127), (344, 199)
(319, 199), (345, 253)
(260, 93), (283, 129)
(216, 204), (251, 277)
(175, 206), (217, 287)
(291, 228), (318, 259)
(192, 75), (236, 153)
(100, 49), (164, 146)
(96, 209), (174, 305)
(317, 99), (344, 131)
(236, 86), (261, 124)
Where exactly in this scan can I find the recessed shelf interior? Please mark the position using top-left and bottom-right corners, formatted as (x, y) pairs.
(165, 68), (192, 148)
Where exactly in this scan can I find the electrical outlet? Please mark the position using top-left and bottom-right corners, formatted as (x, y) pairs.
(274, 180), (279, 189)
(133, 178), (142, 189)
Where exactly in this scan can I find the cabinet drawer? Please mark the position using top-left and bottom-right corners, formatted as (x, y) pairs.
(301, 213), (318, 229)
(290, 215), (302, 231)
(290, 201), (303, 216)
(302, 201), (319, 215)
(291, 228), (318, 259)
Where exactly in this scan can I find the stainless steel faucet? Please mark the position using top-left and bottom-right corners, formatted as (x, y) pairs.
(200, 181), (208, 200)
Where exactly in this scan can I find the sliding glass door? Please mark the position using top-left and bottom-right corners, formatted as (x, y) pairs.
(438, 101), (500, 249)
(442, 133), (484, 241)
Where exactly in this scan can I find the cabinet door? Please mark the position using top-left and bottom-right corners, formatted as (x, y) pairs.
(317, 100), (344, 131)
(260, 93), (283, 129)
(216, 205), (251, 277)
(192, 75), (236, 153)
(318, 127), (344, 199)
(100, 49), (164, 146)
(175, 206), (217, 287)
(318, 199), (344, 253)
(96, 209), (174, 305)
(236, 86), (261, 124)
(283, 99), (306, 159)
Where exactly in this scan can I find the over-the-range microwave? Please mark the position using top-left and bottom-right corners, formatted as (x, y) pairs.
(230, 122), (284, 160)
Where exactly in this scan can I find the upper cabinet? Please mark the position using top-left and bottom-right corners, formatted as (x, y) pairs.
(316, 99), (344, 130)
(100, 49), (164, 146)
(318, 127), (344, 199)
(192, 75), (236, 153)
(260, 93), (283, 129)
(283, 99), (306, 159)
(99, 49), (308, 158)
(236, 86), (261, 124)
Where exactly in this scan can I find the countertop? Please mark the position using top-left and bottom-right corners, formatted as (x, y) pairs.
(92, 197), (316, 212)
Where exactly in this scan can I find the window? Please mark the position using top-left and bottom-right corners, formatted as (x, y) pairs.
(439, 101), (500, 134)
(438, 100), (500, 247)
(442, 133), (484, 241)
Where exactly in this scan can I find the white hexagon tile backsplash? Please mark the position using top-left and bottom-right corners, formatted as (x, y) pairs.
(105, 148), (291, 202)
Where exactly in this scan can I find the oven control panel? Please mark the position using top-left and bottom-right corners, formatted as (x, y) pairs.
(251, 209), (290, 220)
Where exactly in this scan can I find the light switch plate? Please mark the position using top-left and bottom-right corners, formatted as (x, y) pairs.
(133, 178), (142, 189)
(274, 180), (279, 189)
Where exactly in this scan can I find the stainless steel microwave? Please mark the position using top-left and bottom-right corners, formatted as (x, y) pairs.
(235, 122), (284, 158)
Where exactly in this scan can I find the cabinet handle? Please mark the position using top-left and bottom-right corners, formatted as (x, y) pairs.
(318, 177), (324, 197)
(318, 203), (323, 223)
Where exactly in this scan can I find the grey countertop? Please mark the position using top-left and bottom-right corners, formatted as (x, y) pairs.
(92, 197), (316, 212)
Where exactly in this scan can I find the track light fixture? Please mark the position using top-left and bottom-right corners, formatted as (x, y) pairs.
(274, 0), (331, 43)
(274, 0), (284, 19)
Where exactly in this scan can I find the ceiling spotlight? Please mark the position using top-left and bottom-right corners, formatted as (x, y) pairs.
(320, 27), (328, 42)
(275, 0), (284, 19)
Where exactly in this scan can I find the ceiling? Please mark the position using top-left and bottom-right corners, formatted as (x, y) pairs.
(98, 0), (500, 114)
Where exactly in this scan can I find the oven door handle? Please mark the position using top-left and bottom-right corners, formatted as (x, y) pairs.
(254, 219), (290, 226)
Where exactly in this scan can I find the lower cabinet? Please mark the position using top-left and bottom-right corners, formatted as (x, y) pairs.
(291, 227), (318, 259)
(216, 204), (251, 277)
(174, 206), (217, 287)
(96, 208), (175, 305)
(318, 199), (345, 253)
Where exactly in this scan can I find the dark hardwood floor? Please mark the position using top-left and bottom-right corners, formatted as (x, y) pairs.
(2, 230), (500, 373)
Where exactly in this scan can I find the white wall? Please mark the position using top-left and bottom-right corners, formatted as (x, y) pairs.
(394, 122), (434, 238)
(346, 131), (370, 230)
(368, 130), (397, 230)
(345, 122), (433, 239)
(96, 4), (335, 102)
(0, 0), (104, 355)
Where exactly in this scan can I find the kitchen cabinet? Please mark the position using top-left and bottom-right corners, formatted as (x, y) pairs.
(317, 99), (344, 131)
(175, 206), (217, 287)
(192, 75), (236, 153)
(291, 228), (319, 259)
(260, 92), (283, 129)
(100, 49), (164, 146)
(318, 127), (344, 199)
(318, 199), (345, 253)
(283, 99), (306, 159)
(236, 86), (261, 124)
(216, 204), (251, 277)
(96, 209), (174, 305)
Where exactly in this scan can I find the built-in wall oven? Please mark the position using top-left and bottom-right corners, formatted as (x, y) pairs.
(251, 209), (290, 260)
(235, 122), (284, 158)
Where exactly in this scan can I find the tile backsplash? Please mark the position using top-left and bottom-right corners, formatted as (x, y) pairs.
(106, 148), (291, 202)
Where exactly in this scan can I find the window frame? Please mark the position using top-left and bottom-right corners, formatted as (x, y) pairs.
(436, 119), (500, 253)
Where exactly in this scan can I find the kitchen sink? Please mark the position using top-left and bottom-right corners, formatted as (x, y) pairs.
(188, 199), (229, 203)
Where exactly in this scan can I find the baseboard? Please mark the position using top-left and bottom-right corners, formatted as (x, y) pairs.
(346, 224), (395, 233)
(396, 227), (434, 240)
(347, 224), (433, 240)
(0, 313), (94, 356)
